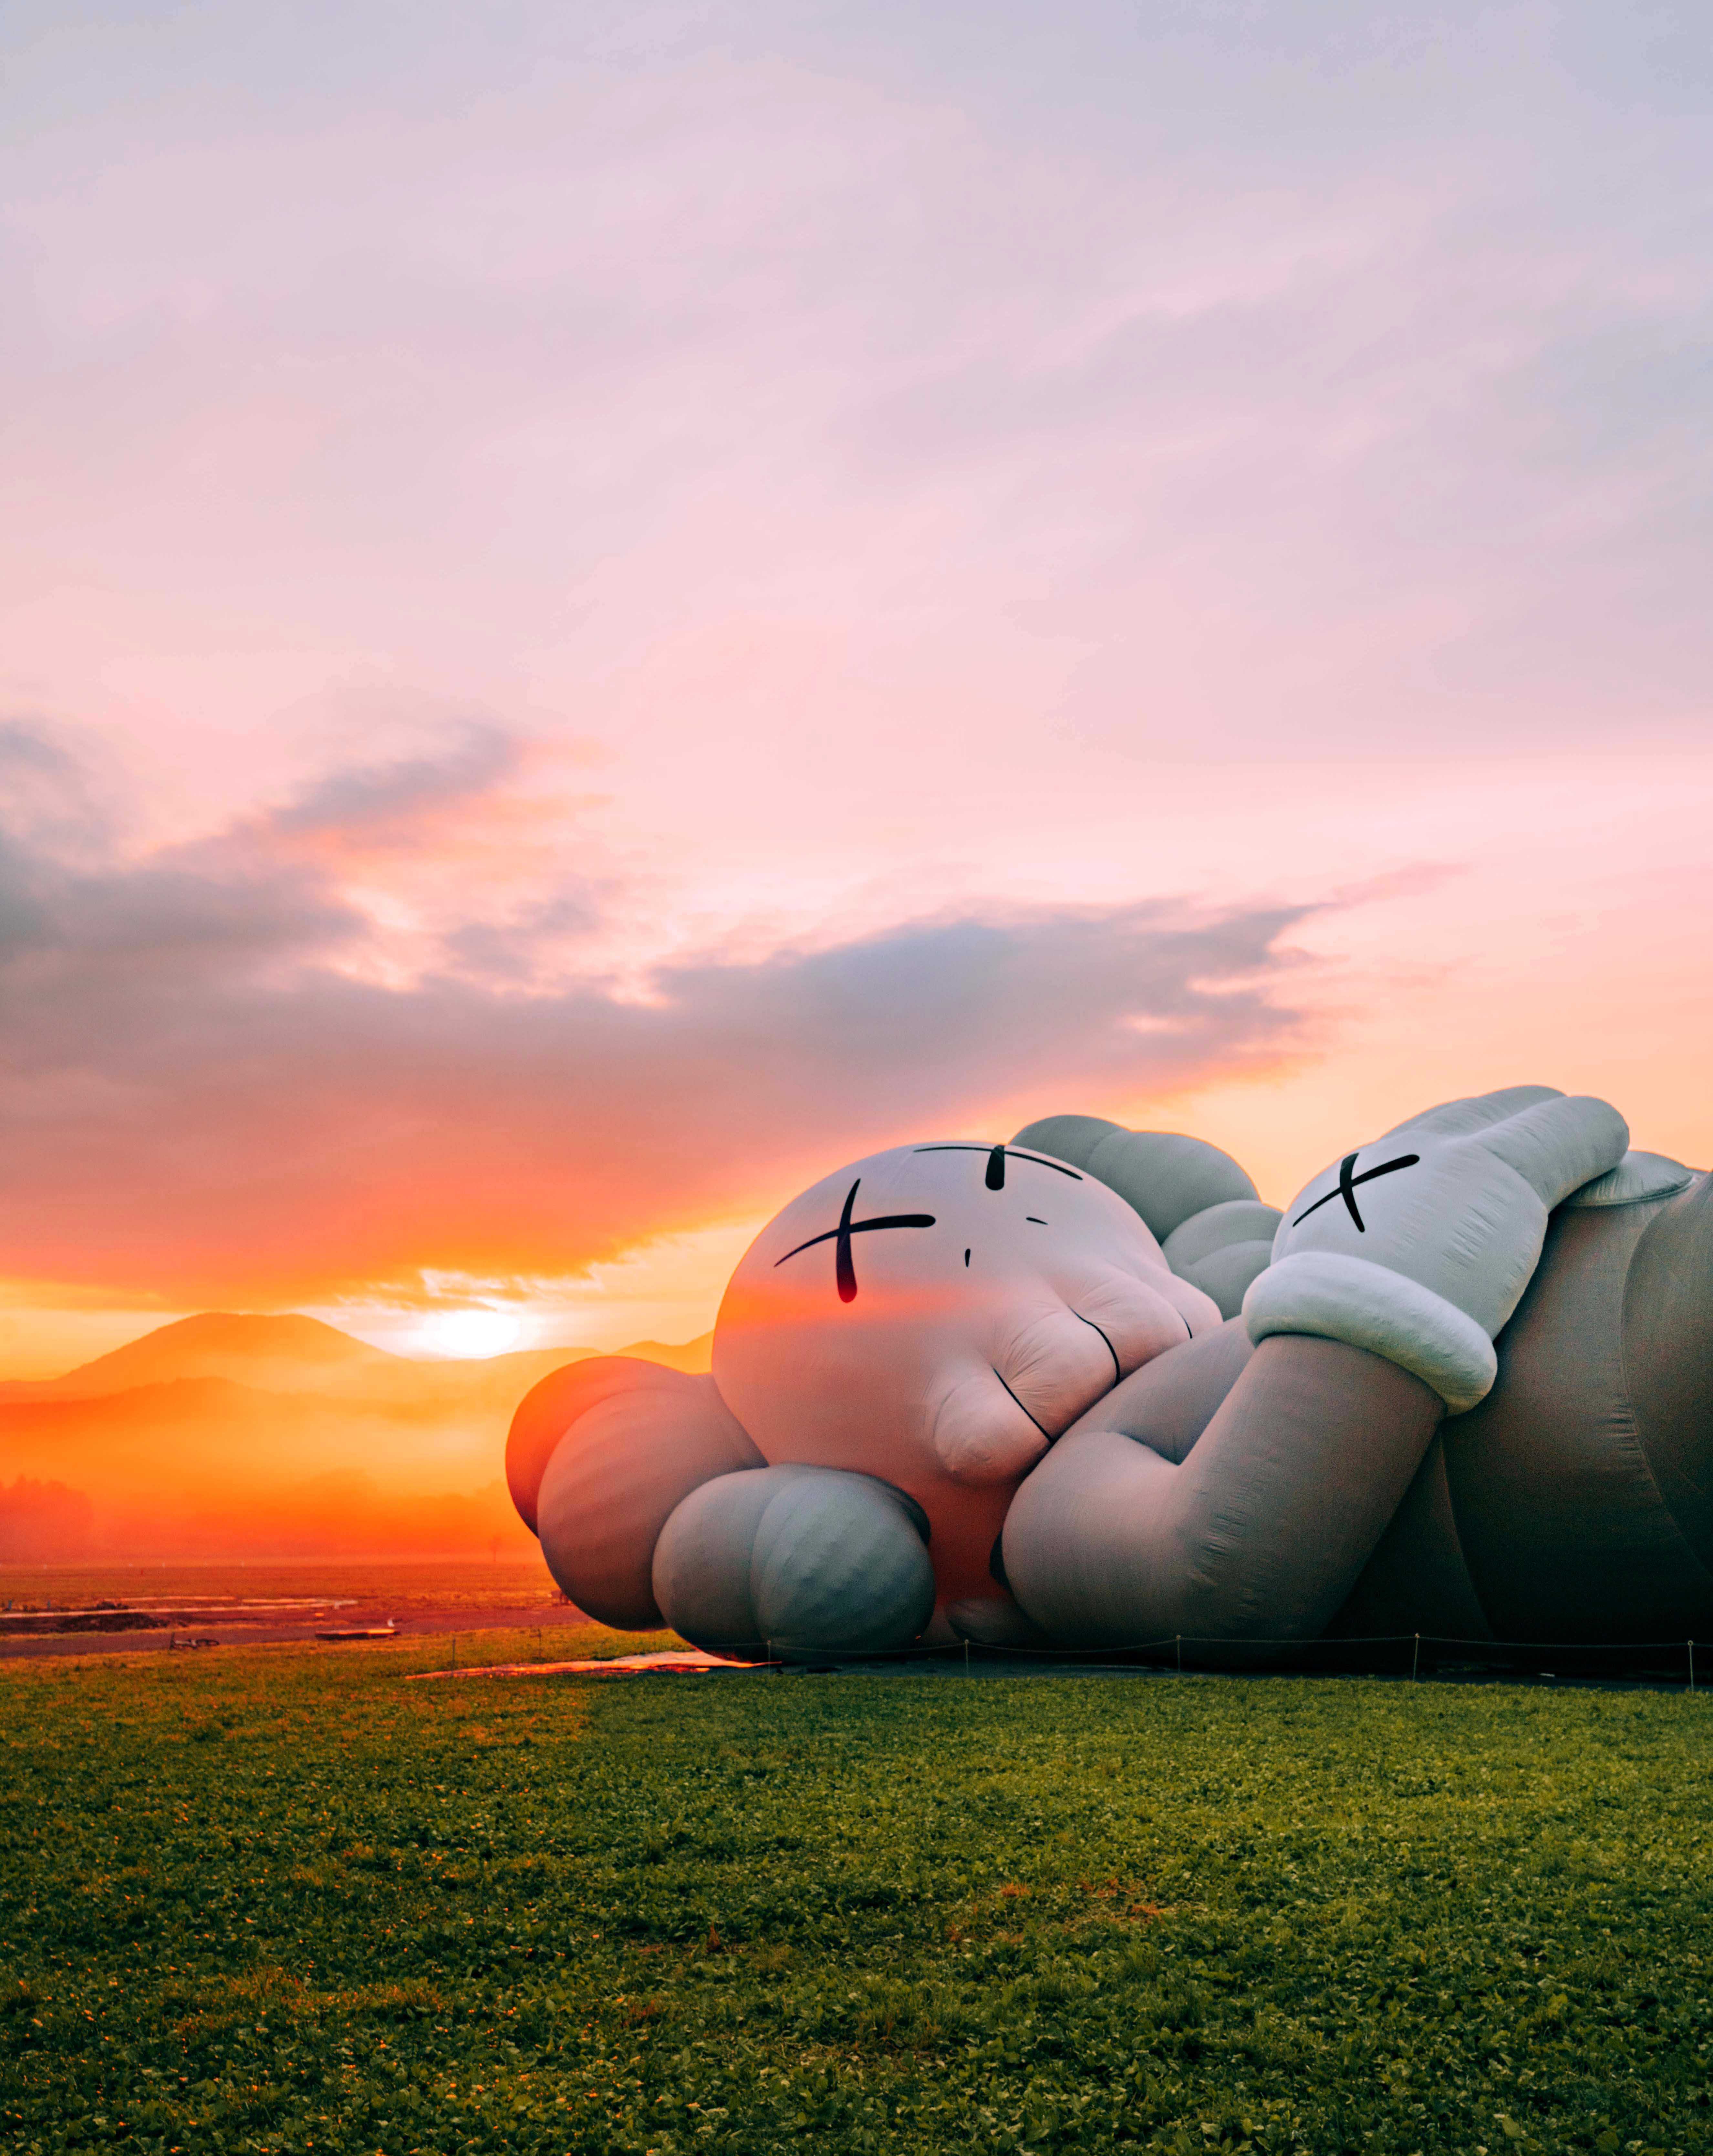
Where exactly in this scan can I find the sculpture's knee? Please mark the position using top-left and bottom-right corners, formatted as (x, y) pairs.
(654, 1466), (935, 1659)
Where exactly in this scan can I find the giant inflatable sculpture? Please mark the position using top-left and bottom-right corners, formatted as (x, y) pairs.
(505, 1087), (1713, 1660)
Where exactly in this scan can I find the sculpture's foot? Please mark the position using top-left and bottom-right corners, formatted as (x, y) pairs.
(653, 1465), (936, 1660)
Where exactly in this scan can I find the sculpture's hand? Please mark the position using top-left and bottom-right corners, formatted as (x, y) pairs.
(1244, 1085), (1628, 1413)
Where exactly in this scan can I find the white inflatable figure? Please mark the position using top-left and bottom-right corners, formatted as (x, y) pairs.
(508, 1121), (1268, 1652)
(709, 1140), (1221, 1641)
(508, 1083), (1713, 1661)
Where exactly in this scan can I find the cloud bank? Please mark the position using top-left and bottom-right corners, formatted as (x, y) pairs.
(0, 726), (1308, 1301)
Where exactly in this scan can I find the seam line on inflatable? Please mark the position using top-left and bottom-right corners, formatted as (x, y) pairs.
(1071, 1311), (1122, 1384)
(1615, 1195), (1713, 1594)
(991, 1366), (1050, 1440)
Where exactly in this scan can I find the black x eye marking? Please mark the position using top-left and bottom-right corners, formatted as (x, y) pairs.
(774, 1178), (937, 1303)
(913, 1143), (1083, 1192)
(1292, 1150), (1421, 1234)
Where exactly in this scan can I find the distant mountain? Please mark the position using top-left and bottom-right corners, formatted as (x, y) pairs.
(0, 1316), (715, 1563)
(0, 1314), (714, 1404)
(0, 1312), (396, 1402)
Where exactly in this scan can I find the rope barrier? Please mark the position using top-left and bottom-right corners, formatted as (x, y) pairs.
(741, 1628), (1713, 1671)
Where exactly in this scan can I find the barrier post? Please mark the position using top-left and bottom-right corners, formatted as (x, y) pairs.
(1690, 1640), (1696, 1693)
(1412, 1634), (1420, 1682)
(964, 1638), (970, 1678)
(1175, 1634), (1182, 1675)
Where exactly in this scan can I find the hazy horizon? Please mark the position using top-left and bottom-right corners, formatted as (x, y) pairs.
(0, 1306), (716, 1386)
(0, 1309), (715, 1566)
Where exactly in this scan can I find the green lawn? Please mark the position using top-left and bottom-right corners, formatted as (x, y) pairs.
(3, 1633), (1710, 2156)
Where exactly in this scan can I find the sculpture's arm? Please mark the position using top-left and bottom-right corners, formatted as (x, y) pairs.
(1004, 1086), (1630, 1662)
(1001, 1333), (1442, 1660)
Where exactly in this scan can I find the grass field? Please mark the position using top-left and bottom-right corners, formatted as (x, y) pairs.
(3, 1634), (1710, 2156)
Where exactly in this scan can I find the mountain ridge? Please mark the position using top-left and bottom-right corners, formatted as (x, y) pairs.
(0, 1312), (714, 1403)
(0, 1315), (716, 1562)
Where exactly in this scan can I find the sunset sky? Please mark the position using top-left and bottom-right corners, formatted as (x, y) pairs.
(4, 2), (1711, 1377)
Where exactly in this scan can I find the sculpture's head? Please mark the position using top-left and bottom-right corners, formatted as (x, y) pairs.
(712, 1140), (1220, 1505)
(507, 1116), (1266, 1647)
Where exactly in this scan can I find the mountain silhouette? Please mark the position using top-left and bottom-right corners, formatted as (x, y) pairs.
(0, 1312), (396, 1402)
(0, 1315), (713, 1561)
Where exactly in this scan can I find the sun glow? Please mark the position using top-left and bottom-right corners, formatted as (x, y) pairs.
(415, 1307), (523, 1359)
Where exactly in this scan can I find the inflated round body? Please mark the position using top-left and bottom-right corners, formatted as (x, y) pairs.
(502, 1100), (1708, 1662)
(506, 1355), (703, 1534)
(1006, 1163), (1713, 1654)
(711, 1138), (1220, 1630)
(1331, 1162), (1713, 1646)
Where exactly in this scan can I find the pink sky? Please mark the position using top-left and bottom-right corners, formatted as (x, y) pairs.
(2, 2), (1710, 1374)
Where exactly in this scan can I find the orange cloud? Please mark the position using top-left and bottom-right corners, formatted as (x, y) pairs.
(0, 722), (1313, 1307)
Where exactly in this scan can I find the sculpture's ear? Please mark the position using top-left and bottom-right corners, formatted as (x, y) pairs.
(1006, 1114), (1126, 1171)
(1010, 1116), (1258, 1242)
(1160, 1199), (1282, 1319)
(507, 1359), (761, 1629)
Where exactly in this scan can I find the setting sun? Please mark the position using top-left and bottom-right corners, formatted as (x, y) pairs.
(414, 1308), (523, 1360)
